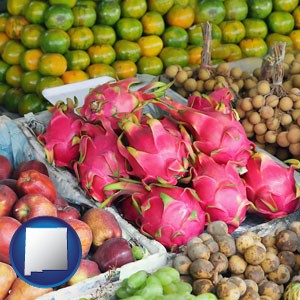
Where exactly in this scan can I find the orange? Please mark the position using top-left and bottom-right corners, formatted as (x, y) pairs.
(0, 13), (9, 32)
(44, 4), (74, 31)
(64, 50), (91, 70)
(68, 26), (94, 50)
(61, 70), (89, 84)
(49, 0), (77, 8)
(137, 56), (164, 76)
(137, 35), (163, 57)
(20, 24), (45, 49)
(121, 0), (147, 18)
(21, 71), (42, 93)
(226, 43), (243, 61)
(219, 20), (246, 44)
(91, 24), (116, 46)
(140, 11), (165, 36)
(112, 60), (137, 80)
(114, 40), (141, 63)
(5, 15), (29, 39)
(87, 44), (116, 65)
(0, 32), (9, 53)
(187, 45), (202, 65)
(159, 46), (189, 67)
(86, 63), (116, 79)
(24, 1), (49, 24)
(38, 53), (67, 76)
(72, 5), (97, 27)
(162, 26), (189, 49)
(290, 30), (300, 50)
(40, 28), (70, 54)
(239, 38), (268, 57)
(211, 43), (231, 60)
(5, 65), (24, 88)
(20, 49), (43, 72)
(96, 0), (121, 26)
(165, 4), (195, 29)
(293, 6), (300, 28)
(2, 40), (25, 65)
(115, 18), (143, 42)
(36, 76), (64, 96)
(7, 0), (31, 16)
(147, 0), (175, 15)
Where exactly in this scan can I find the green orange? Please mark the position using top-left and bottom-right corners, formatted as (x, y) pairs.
(137, 35), (163, 57)
(265, 33), (293, 52)
(18, 93), (43, 116)
(137, 56), (164, 76)
(248, 0), (273, 19)
(40, 29), (70, 54)
(0, 59), (9, 82)
(162, 26), (188, 49)
(91, 25), (116, 45)
(239, 38), (268, 57)
(290, 30), (300, 50)
(5, 15), (29, 39)
(0, 83), (9, 105)
(165, 4), (195, 29)
(86, 63), (116, 79)
(267, 12), (295, 35)
(115, 18), (143, 42)
(3, 88), (24, 113)
(219, 20), (246, 44)
(2, 40), (25, 65)
(72, 5), (97, 27)
(159, 46), (189, 67)
(293, 6), (300, 28)
(24, 1), (49, 24)
(5, 65), (24, 87)
(7, 0), (31, 16)
(61, 70), (89, 84)
(112, 60), (137, 80)
(20, 48), (43, 71)
(140, 11), (165, 36)
(188, 23), (222, 46)
(87, 44), (116, 64)
(0, 32), (9, 53)
(38, 53), (67, 76)
(68, 26), (94, 50)
(44, 5), (74, 31)
(21, 71), (42, 93)
(96, 0), (121, 26)
(20, 24), (45, 49)
(0, 13), (9, 32)
(147, 0), (175, 15)
(243, 18), (268, 39)
(194, 0), (226, 25)
(224, 0), (248, 21)
(49, 0), (77, 8)
(114, 40), (141, 63)
(273, 0), (298, 12)
(64, 49), (91, 70)
(226, 43), (242, 61)
(36, 76), (64, 96)
(121, 0), (147, 19)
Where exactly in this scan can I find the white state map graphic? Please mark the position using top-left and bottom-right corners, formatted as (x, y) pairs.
(24, 228), (68, 276)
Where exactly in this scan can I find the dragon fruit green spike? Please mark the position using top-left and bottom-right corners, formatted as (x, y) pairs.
(117, 114), (193, 185)
(38, 98), (84, 169)
(137, 184), (206, 251)
(73, 118), (129, 204)
(192, 153), (251, 233)
(242, 151), (300, 220)
(152, 96), (255, 167)
(77, 77), (170, 130)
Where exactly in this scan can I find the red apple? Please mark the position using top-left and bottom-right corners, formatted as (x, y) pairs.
(0, 155), (13, 180)
(5, 277), (53, 300)
(57, 205), (81, 220)
(0, 184), (18, 217)
(16, 170), (57, 203)
(12, 159), (49, 179)
(0, 179), (18, 194)
(65, 218), (93, 258)
(54, 196), (69, 207)
(0, 262), (17, 299)
(13, 194), (57, 223)
(92, 237), (134, 272)
(0, 216), (21, 264)
(67, 259), (101, 286)
(81, 208), (122, 247)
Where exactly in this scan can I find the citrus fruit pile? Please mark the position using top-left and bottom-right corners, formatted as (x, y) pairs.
(1, 0), (300, 115)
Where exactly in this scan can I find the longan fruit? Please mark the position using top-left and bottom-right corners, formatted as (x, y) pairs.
(241, 71), (251, 80)
(255, 134), (265, 144)
(292, 109), (300, 121)
(289, 142), (300, 156)
(204, 79), (216, 91)
(290, 60), (300, 74)
(288, 88), (300, 101)
(287, 127), (300, 144)
(248, 87), (258, 98)
(284, 52), (295, 64)
(242, 119), (254, 133)
(277, 131), (290, 148)
(292, 74), (300, 88)
(165, 65), (181, 79)
(176, 87), (189, 98)
(183, 78), (197, 92)
(260, 106), (274, 119)
(266, 117), (280, 131)
(196, 80), (204, 92)
(254, 122), (267, 135)
(257, 80), (271, 95)
(279, 97), (293, 111)
(244, 78), (257, 90)
(198, 68), (211, 81)
(264, 130), (277, 144)
(280, 113), (293, 127)
(175, 70), (189, 85)
(231, 83), (239, 94)
(294, 99), (300, 109)
(191, 91), (201, 97)
(252, 95), (265, 109)
(265, 94), (279, 108)
(239, 98), (253, 112)
(183, 66), (193, 78)
(283, 80), (293, 91)
(230, 67), (243, 79)
(236, 107), (246, 119)
(248, 111), (261, 124)
(216, 62), (230, 75)
(298, 115), (300, 126)
(253, 67), (261, 78)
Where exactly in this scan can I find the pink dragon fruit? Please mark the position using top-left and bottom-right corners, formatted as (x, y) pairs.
(117, 114), (193, 185)
(152, 93), (254, 167)
(73, 117), (129, 204)
(38, 98), (84, 169)
(138, 184), (206, 251)
(242, 151), (300, 220)
(77, 77), (169, 130)
(192, 153), (251, 233)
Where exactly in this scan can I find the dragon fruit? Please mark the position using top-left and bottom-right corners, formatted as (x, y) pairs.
(38, 98), (84, 169)
(117, 114), (193, 185)
(192, 153), (251, 233)
(242, 151), (300, 220)
(73, 117), (129, 204)
(152, 94), (254, 167)
(77, 77), (169, 130)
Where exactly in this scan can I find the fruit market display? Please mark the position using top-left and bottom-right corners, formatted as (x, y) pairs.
(2, 0), (300, 115)
(36, 77), (300, 254)
(0, 154), (147, 299)
(110, 220), (300, 300)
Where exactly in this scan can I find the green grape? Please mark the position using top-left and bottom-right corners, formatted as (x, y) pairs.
(162, 282), (178, 295)
(115, 286), (131, 299)
(195, 293), (218, 300)
(131, 246), (145, 260)
(176, 280), (193, 295)
(134, 280), (163, 299)
(152, 267), (180, 286)
(123, 296), (145, 300)
(156, 295), (188, 300)
(127, 270), (148, 290)
(146, 274), (162, 286)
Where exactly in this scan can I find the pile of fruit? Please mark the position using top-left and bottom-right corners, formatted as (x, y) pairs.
(0, 154), (146, 299)
(2, 0), (300, 115)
